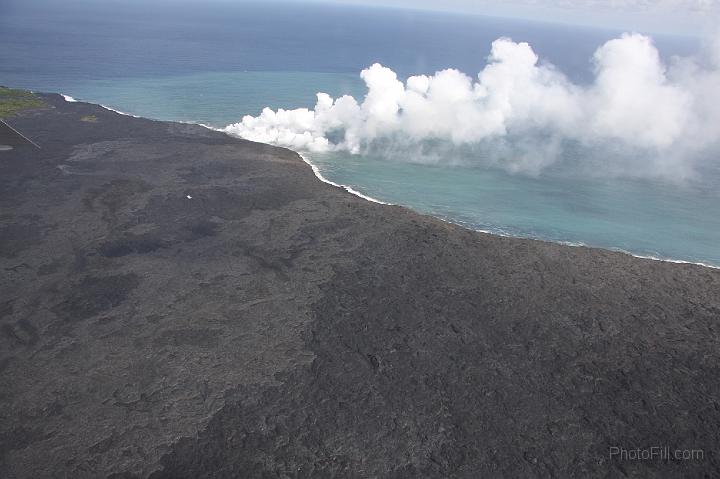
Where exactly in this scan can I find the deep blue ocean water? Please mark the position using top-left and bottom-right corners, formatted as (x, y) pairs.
(2, 0), (718, 266)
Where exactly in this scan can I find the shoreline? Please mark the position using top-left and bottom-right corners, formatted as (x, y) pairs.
(58, 94), (719, 270)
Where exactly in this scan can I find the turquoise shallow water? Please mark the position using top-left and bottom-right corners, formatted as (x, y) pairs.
(306, 151), (720, 266)
(50, 72), (366, 128)
(2, 0), (717, 266)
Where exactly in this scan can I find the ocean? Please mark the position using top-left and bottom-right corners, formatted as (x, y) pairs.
(2, 0), (717, 266)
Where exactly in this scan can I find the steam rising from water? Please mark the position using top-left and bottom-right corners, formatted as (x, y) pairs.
(225, 33), (720, 178)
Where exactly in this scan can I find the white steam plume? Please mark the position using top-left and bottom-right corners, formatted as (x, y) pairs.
(224, 33), (720, 177)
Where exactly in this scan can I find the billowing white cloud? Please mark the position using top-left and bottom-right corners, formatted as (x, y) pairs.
(588, 34), (691, 148)
(224, 32), (720, 178)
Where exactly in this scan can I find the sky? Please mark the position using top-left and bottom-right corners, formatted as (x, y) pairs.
(308, 0), (719, 36)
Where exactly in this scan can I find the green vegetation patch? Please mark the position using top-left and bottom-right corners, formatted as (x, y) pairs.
(81, 115), (98, 123)
(0, 87), (46, 118)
